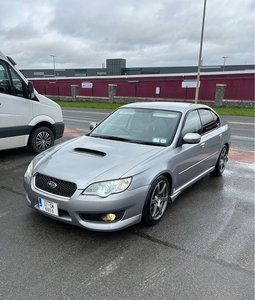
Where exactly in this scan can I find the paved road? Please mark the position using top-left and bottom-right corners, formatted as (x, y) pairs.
(0, 108), (254, 299)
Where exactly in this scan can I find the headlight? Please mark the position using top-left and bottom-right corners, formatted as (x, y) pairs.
(82, 178), (132, 198)
(25, 160), (34, 179)
(24, 147), (56, 179)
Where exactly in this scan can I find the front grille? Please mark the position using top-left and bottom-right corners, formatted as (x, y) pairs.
(35, 173), (77, 197)
(79, 210), (125, 223)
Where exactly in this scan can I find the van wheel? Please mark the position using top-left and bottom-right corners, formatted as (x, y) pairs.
(28, 126), (54, 154)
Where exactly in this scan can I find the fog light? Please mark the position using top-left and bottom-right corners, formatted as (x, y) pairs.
(102, 213), (116, 221)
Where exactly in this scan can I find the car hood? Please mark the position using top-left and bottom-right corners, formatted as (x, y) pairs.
(34, 136), (164, 188)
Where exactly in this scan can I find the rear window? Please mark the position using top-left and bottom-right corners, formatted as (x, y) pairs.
(199, 109), (220, 133)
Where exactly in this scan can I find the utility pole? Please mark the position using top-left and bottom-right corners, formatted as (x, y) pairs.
(195, 0), (207, 104)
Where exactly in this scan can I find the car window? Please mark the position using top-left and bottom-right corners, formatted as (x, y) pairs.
(182, 110), (202, 137)
(198, 109), (220, 133)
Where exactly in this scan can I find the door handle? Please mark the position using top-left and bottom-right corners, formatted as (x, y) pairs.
(219, 134), (222, 139)
(200, 142), (205, 148)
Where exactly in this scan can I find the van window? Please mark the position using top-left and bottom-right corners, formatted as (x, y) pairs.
(0, 62), (12, 94)
(0, 61), (26, 98)
(9, 67), (26, 97)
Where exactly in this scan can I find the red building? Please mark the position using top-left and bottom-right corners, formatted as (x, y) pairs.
(30, 70), (254, 102)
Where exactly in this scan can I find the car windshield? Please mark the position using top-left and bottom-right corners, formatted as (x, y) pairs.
(89, 107), (181, 146)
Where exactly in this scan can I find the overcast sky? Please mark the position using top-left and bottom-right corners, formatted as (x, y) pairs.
(1, 0), (254, 69)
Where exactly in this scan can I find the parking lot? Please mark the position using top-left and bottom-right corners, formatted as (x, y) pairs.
(0, 110), (254, 300)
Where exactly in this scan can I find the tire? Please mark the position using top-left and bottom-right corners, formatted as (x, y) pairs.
(211, 145), (228, 176)
(28, 126), (54, 154)
(142, 175), (170, 226)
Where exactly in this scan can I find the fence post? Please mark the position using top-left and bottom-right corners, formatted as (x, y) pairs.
(71, 85), (79, 100)
(108, 84), (117, 103)
(214, 84), (226, 107)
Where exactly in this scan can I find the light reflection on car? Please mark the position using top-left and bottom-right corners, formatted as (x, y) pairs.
(24, 102), (231, 232)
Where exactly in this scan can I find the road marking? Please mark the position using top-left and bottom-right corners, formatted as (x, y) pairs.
(62, 109), (108, 115)
(228, 121), (254, 126)
(231, 135), (254, 142)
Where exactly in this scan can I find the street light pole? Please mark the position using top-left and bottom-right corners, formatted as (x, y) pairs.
(223, 56), (228, 71)
(195, 0), (207, 104)
(50, 55), (56, 77)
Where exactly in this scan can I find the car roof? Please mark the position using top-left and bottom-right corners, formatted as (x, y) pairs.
(122, 101), (209, 113)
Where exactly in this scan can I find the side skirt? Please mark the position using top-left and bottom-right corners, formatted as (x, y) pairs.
(170, 166), (215, 202)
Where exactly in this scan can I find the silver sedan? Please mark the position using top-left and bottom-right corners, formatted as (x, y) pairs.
(24, 102), (231, 231)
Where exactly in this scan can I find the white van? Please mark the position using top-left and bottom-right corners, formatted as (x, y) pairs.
(0, 51), (64, 153)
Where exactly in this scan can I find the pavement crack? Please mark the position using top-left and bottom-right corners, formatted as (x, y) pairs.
(129, 229), (254, 277)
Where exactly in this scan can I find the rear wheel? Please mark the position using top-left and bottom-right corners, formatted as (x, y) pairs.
(211, 145), (228, 176)
(28, 126), (54, 154)
(142, 175), (170, 226)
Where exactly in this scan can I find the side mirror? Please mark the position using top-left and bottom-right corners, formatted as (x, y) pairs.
(90, 122), (98, 130)
(183, 133), (201, 144)
(27, 81), (35, 99)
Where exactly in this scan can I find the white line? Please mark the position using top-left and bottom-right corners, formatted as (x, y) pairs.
(64, 117), (95, 123)
(228, 121), (254, 126)
(231, 135), (254, 142)
(62, 109), (108, 115)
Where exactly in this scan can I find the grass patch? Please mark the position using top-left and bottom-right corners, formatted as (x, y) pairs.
(212, 106), (254, 117)
(56, 100), (254, 117)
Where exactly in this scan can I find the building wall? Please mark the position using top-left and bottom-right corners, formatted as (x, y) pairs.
(30, 71), (254, 102)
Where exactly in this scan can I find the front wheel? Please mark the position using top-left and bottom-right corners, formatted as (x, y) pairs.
(211, 145), (228, 176)
(142, 175), (170, 226)
(28, 126), (54, 154)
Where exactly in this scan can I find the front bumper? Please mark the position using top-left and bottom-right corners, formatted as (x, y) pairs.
(53, 122), (65, 139)
(24, 178), (148, 232)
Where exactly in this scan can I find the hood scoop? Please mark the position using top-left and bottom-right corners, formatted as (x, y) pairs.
(74, 147), (106, 157)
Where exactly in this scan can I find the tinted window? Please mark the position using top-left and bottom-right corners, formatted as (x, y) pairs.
(199, 109), (219, 133)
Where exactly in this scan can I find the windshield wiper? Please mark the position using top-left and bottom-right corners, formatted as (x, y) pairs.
(90, 134), (133, 142)
(134, 140), (166, 146)
(90, 134), (166, 146)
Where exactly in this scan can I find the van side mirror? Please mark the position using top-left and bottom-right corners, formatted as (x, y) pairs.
(27, 81), (35, 99)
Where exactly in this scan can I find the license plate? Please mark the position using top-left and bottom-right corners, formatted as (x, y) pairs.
(38, 197), (59, 216)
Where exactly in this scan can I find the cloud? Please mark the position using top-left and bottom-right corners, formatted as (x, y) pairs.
(0, 0), (254, 69)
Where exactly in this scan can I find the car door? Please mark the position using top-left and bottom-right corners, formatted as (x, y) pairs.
(0, 60), (33, 149)
(198, 109), (223, 172)
(174, 109), (206, 190)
